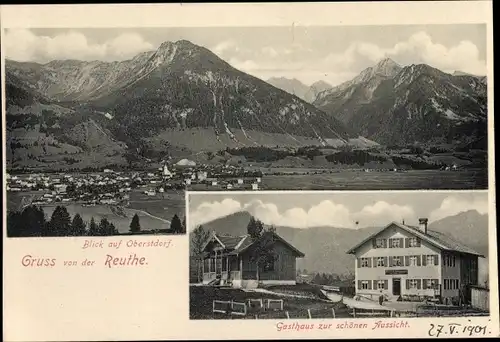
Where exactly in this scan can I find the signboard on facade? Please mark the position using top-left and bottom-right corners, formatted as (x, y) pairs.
(385, 269), (408, 275)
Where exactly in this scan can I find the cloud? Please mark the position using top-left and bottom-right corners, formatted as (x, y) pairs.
(189, 198), (416, 229)
(4, 29), (154, 63)
(212, 40), (239, 57)
(429, 195), (488, 222)
(188, 198), (243, 229)
(226, 31), (486, 86)
(320, 31), (486, 77)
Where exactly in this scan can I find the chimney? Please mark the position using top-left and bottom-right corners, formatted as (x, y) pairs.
(418, 218), (428, 234)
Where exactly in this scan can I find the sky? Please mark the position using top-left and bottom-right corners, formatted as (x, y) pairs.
(3, 24), (487, 86)
(187, 191), (488, 230)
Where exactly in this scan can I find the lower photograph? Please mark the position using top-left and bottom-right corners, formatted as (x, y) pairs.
(187, 190), (490, 320)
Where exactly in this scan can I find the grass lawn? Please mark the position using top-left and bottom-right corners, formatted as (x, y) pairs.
(190, 285), (350, 320)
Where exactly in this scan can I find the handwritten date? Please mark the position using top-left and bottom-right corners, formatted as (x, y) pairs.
(428, 322), (489, 337)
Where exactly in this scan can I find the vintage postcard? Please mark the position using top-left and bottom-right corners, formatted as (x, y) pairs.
(2, 1), (497, 341)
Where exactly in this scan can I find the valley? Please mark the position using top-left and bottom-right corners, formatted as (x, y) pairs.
(4, 40), (489, 190)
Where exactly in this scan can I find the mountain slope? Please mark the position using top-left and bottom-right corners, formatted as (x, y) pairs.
(194, 209), (488, 276)
(7, 40), (351, 150)
(314, 59), (487, 146)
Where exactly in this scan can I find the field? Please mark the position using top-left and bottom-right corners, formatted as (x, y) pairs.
(7, 189), (185, 234)
(127, 189), (185, 221)
(190, 285), (489, 320)
(260, 169), (488, 190)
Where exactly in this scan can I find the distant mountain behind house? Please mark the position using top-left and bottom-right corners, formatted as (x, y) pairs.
(314, 58), (487, 146)
(193, 209), (488, 275)
(267, 77), (332, 103)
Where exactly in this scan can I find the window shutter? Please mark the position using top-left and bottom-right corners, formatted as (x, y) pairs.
(373, 280), (377, 290)
(389, 256), (393, 267)
(384, 280), (388, 289)
(358, 280), (362, 289)
(434, 255), (439, 266)
(383, 239), (387, 248)
(422, 255), (427, 266)
(357, 258), (361, 268)
(406, 279), (410, 290)
(417, 279), (421, 289)
(417, 255), (421, 266)
(399, 238), (404, 247)
(373, 257), (377, 268)
(368, 281), (372, 290)
(405, 238), (409, 248)
(405, 256), (410, 266)
(417, 238), (421, 247)
(372, 238), (376, 248)
(367, 258), (372, 268)
(388, 239), (393, 248)
(384, 257), (388, 267)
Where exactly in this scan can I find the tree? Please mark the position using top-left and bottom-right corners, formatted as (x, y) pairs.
(99, 218), (117, 236)
(170, 214), (183, 234)
(247, 216), (264, 240)
(312, 273), (322, 285)
(182, 216), (187, 234)
(46, 205), (72, 236)
(191, 225), (210, 282)
(69, 213), (86, 236)
(129, 214), (141, 233)
(88, 217), (98, 236)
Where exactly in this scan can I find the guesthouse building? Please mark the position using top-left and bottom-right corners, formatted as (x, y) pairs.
(347, 218), (484, 304)
(201, 231), (304, 289)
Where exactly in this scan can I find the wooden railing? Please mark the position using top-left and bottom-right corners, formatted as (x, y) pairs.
(203, 272), (217, 282)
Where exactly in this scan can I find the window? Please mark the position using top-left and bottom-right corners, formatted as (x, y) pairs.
(375, 238), (387, 248)
(445, 255), (457, 267)
(361, 281), (370, 290)
(409, 279), (418, 289)
(360, 258), (371, 268)
(377, 257), (386, 267)
(390, 238), (401, 248)
(392, 256), (402, 267)
(444, 279), (459, 290)
(423, 279), (439, 289)
(408, 237), (421, 247)
(377, 280), (385, 290)
(426, 255), (435, 266)
(409, 256), (418, 266)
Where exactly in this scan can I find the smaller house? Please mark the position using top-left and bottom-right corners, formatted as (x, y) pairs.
(200, 231), (304, 289)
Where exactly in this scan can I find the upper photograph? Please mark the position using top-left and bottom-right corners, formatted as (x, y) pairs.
(4, 25), (488, 207)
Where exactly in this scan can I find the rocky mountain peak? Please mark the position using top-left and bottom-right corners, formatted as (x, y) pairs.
(372, 57), (401, 77)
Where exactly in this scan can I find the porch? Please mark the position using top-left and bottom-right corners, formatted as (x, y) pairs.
(202, 250), (248, 285)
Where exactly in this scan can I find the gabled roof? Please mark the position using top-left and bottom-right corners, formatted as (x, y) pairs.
(202, 231), (305, 257)
(201, 231), (247, 252)
(346, 221), (484, 257)
(231, 231), (305, 257)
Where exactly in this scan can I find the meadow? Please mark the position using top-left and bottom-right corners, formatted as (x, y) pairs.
(261, 168), (488, 190)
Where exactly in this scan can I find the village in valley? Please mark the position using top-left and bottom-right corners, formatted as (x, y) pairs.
(6, 159), (266, 237)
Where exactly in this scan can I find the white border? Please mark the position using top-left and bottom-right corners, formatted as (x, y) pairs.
(1, 1), (496, 341)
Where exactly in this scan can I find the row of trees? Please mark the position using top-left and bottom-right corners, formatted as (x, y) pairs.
(7, 205), (118, 237)
(7, 205), (186, 237)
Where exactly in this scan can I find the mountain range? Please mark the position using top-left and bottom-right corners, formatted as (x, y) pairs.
(192, 209), (489, 278)
(5, 41), (488, 171)
(313, 58), (487, 146)
(266, 77), (331, 103)
(5, 40), (351, 170)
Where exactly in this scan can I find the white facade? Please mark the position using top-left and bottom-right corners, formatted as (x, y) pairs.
(349, 222), (479, 302)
